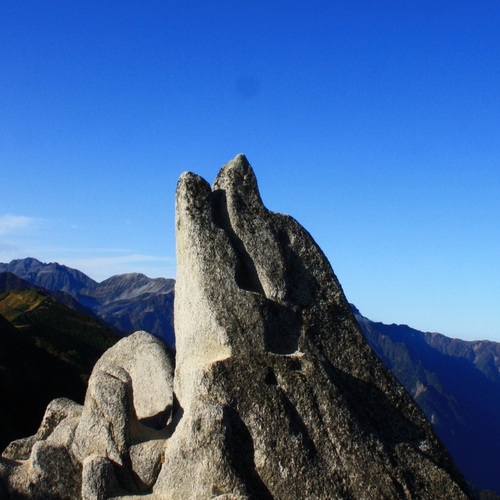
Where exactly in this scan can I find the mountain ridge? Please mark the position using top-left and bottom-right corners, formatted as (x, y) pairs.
(0, 258), (175, 344)
(354, 306), (500, 494)
(0, 257), (97, 294)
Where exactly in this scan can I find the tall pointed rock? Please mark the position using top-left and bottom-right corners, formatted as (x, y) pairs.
(155, 154), (469, 498)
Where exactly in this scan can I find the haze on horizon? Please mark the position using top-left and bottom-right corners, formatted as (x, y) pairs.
(1, 2), (499, 342)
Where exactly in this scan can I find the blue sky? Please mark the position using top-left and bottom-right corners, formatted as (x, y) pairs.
(1, 1), (499, 341)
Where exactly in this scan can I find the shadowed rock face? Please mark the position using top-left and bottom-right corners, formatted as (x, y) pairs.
(0, 155), (470, 499)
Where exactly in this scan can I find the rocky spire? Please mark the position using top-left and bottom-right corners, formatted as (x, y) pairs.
(0, 154), (470, 499)
(157, 154), (469, 498)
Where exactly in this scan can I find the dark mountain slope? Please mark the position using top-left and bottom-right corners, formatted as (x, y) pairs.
(88, 273), (175, 345)
(0, 271), (108, 321)
(354, 306), (500, 495)
(0, 287), (119, 449)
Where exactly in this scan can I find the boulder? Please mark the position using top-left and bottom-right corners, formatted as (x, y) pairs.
(90, 330), (175, 426)
(29, 440), (82, 499)
(2, 397), (82, 461)
(0, 331), (173, 498)
(70, 331), (174, 492)
(81, 454), (117, 500)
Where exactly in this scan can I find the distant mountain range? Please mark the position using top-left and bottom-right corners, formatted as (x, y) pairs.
(0, 258), (175, 345)
(354, 306), (500, 496)
(1, 257), (499, 495)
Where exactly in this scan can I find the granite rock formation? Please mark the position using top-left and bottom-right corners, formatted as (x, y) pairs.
(0, 331), (174, 498)
(0, 154), (470, 499)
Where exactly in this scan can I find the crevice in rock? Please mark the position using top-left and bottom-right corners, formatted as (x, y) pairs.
(210, 189), (265, 296)
(164, 394), (183, 438)
(263, 301), (301, 355)
(288, 357), (302, 372)
(264, 369), (278, 386)
(223, 406), (273, 499)
(276, 388), (317, 459)
(135, 394), (183, 442)
(139, 401), (173, 430)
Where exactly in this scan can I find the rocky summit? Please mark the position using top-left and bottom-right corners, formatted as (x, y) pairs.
(0, 154), (470, 499)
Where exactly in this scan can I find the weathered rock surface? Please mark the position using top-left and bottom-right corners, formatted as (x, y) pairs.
(0, 154), (470, 499)
(156, 154), (470, 499)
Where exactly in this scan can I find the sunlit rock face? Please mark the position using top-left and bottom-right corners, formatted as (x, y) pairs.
(156, 154), (469, 499)
(0, 155), (470, 499)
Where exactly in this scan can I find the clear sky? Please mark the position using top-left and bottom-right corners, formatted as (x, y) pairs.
(1, 1), (499, 341)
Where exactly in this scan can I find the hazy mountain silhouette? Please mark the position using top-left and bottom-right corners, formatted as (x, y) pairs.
(354, 305), (500, 495)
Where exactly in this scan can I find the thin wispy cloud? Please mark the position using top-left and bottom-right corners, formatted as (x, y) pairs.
(0, 215), (37, 235)
(59, 253), (176, 282)
(0, 233), (176, 281)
